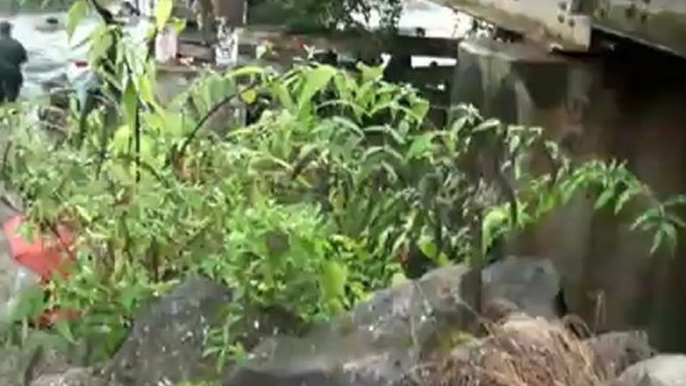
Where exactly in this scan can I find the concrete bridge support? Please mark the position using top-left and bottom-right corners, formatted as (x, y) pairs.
(451, 37), (686, 351)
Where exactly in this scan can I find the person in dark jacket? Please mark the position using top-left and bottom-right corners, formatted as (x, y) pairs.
(0, 21), (27, 103)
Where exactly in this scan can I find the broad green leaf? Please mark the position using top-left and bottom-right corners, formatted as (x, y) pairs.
(75, 204), (93, 223)
(418, 237), (438, 260)
(333, 72), (353, 101)
(508, 134), (521, 154)
(650, 229), (665, 255)
(330, 117), (364, 138)
(631, 209), (658, 231)
(390, 272), (408, 287)
(614, 188), (638, 214)
(595, 188), (615, 210)
(299, 65), (336, 109)
(228, 65), (267, 80)
(136, 74), (156, 105)
(321, 261), (348, 303)
(211, 77), (236, 103)
(120, 287), (139, 312)
(666, 213), (686, 229)
(66, 0), (88, 39)
(664, 195), (686, 208)
(171, 18), (187, 34)
(230, 343), (248, 366)
(123, 80), (139, 131)
(560, 179), (580, 205)
(661, 222), (678, 255)
(17, 221), (36, 244)
(357, 63), (384, 83)
(411, 99), (430, 122)
(272, 83), (294, 111)
(474, 119), (500, 133)
(156, 0), (174, 31)
(364, 125), (405, 145)
(112, 125), (132, 154)
(139, 134), (156, 163)
(54, 320), (76, 344)
(89, 27), (113, 63)
(240, 88), (257, 104)
(407, 132), (434, 160)
(482, 207), (509, 258)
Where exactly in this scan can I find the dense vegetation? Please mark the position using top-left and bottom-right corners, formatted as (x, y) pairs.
(0, 0), (684, 373)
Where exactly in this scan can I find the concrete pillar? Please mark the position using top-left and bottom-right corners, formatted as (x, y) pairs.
(450, 37), (686, 351)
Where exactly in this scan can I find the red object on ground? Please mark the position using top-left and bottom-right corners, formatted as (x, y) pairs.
(39, 309), (81, 327)
(2, 215), (79, 326)
(3, 215), (75, 282)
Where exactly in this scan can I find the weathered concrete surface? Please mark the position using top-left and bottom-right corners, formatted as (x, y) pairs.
(591, 0), (686, 60)
(433, 0), (592, 51)
(435, 0), (686, 59)
(451, 36), (686, 351)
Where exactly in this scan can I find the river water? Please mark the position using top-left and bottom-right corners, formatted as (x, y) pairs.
(7, 13), (99, 99)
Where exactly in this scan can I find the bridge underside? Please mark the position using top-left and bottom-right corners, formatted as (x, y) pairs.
(434, 0), (686, 59)
(448, 27), (686, 350)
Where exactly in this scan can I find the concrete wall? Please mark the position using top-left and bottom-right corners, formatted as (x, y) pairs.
(452, 37), (686, 351)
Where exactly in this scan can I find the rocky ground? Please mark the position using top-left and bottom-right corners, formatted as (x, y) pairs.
(0, 255), (682, 386)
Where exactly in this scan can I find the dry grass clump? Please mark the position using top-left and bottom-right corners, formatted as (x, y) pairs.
(417, 316), (610, 386)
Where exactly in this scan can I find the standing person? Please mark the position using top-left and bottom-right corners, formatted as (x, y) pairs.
(0, 21), (27, 103)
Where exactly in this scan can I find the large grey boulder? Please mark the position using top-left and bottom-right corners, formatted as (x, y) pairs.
(226, 256), (567, 386)
(482, 255), (562, 319)
(104, 275), (232, 386)
(225, 264), (481, 386)
(613, 355), (686, 386)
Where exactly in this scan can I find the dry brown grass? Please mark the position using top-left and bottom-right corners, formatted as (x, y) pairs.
(416, 316), (610, 386)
